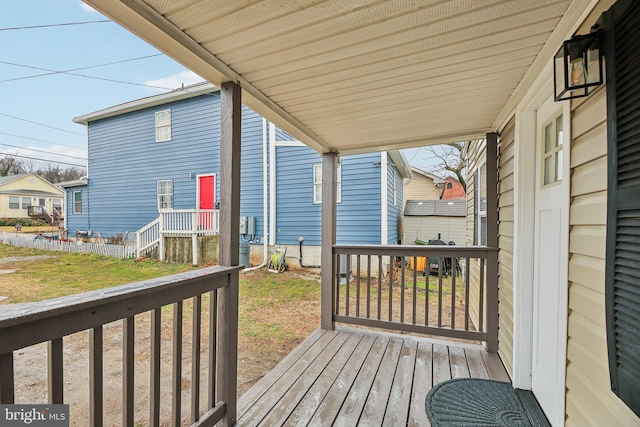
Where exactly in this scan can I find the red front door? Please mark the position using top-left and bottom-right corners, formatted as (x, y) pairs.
(199, 175), (215, 209)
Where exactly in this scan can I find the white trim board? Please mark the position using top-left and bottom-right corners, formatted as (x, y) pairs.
(381, 152), (388, 245)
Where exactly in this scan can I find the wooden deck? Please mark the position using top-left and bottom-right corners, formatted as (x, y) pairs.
(236, 327), (510, 426)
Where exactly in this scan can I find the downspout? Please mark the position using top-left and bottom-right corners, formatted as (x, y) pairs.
(269, 122), (276, 246)
(298, 236), (321, 268)
(262, 118), (268, 261)
(381, 152), (388, 245)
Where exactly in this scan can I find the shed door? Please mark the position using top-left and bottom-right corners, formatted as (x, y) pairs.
(198, 175), (215, 209)
(531, 94), (569, 425)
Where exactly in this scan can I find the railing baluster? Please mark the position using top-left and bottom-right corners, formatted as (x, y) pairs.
(451, 258), (457, 330)
(345, 255), (350, 316)
(366, 255), (371, 319)
(377, 256), (382, 320)
(356, 256), (361, 317)
(335, 254), (341, 315)
(150, 308), (161, 427)
(412, 258), (417, 324)
(172, 301), (183, 427)
(465, 257), (471, 331)
(208, 290), (218, 409)
(388, 256), (393, 322)
(438, 258), (443, 328)
(90, 326), (103, 427)
(48, 338), (63, 404)
(123, 317), (134, 427)
(479, 258), (485, 333)
(0, 352), (14, 404)
(191, 295), (202, 423)
(400, 257), (405, 323)
(425, 264), (429, 327)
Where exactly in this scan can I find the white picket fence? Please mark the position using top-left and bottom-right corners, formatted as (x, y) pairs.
(0, 232), (136, 259)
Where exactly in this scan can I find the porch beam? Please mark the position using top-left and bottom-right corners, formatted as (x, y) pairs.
(485, 132), (499, 353)
(217, 81), (240, 427)
(321, 152), (338, 330)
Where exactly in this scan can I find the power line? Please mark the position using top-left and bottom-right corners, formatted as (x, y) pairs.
(0, 54), (164, 83)
(0, 113), (85, 136)
(0, 151), (86, 168)
(0, 20), (111, 31)
(0, 142), (87, 160)
(0, 132), (86, 150)
(0, 60), (173, 90)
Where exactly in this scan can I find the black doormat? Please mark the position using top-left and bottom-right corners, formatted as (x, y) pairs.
(425, 378), (533, 427)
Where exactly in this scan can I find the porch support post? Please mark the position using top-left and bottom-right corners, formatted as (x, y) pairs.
(321, 152), (337, 330)
(485, 132), (499, 353)
(217, 81), (240, 427)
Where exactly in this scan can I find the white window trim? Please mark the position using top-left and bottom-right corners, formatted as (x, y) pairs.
(73, 191), (82, 214)
(8, 196), (19, 210)
(21, 197), (32, 209)
(313, 163), (341, 204)
(155, 109), (172, 142)
(157, 179), (174, 211)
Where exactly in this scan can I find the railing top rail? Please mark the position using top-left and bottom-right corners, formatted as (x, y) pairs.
(333, 244), (498, 258)
(160, 209), (219, 214)
(0, 265), (242, 353)
(136, 217), (160, 234)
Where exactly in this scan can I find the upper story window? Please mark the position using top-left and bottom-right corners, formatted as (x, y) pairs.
(157, 180), (173, 210)
(313, 163), (342, 204)
(73, 191), (82, 214)
(155, 109), (172, 142)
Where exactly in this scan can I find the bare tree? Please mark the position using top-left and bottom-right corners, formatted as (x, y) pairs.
(35, 163), (84, 183)
(426, 142), (466, 191)
(0, 155), (25, 176)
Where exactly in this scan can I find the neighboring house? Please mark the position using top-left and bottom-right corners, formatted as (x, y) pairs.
(403, 199), (466, 245)
(441, 176), (466, 200)
(63, 83), (411, 264)
(0, 173), (64, 219)
(403, 166), (444, 202)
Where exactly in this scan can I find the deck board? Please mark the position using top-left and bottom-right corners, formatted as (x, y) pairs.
(235, 328), (510, 426)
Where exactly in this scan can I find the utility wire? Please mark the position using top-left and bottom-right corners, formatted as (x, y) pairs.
(0, 60), (173, 90)
(0, 142), (87, 160)
(0, 132), (86, 150)
(0, 20), (111, 31)
(0, 151), (86, 168)
(0, 54), (164, 83)
(0, 113), (85, 136)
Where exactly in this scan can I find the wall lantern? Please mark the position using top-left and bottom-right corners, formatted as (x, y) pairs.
(554, 29), (603, 102)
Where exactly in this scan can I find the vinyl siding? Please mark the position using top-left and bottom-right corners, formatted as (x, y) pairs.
(403, 172), (441, 201)
(66, 186), (89, 232)
(497, 117), (515, 376)
(275, 147), (383, 245)
(387, 153), (403, 244)
(66, 93), (265, 238)
(566, 87), (640, 426)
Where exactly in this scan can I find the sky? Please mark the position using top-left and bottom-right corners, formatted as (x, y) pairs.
(0, 0), (443, 175)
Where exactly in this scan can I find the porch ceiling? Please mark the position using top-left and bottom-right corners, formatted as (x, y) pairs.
(87, 0), (590, 155)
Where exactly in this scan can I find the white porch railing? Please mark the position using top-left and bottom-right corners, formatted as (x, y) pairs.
(135, 210), (220, 264)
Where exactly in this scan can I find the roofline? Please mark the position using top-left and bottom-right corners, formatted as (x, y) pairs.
(72, 82), (219, 125)
(388, 150), (412, 179)
(58, 179), (88, 188)
(410, 166), (445, 184)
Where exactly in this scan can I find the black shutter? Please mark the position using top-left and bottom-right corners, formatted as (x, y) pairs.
(605, 0), (640, 417)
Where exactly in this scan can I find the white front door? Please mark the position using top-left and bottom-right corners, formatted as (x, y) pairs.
(531, 94), (569, 426)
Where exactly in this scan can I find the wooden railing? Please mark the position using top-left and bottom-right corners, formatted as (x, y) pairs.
(161, 209), (219, 236)
(136, 217), (160, 257)
(0, 266), (241, 427)
(332, 245), (498, 347)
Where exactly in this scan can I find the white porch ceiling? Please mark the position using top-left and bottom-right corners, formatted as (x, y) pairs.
(87, 0), (592, 155)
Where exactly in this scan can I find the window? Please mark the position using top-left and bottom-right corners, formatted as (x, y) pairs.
(155, 109), (171, 142)
(9, 196), (19, 209)
(53, 199), (62, 209)
(73, 191), (82, 214)
(477, 160), (487, 246)
(21, 197), (31, 209)
(447, 182), (453, 189)
(542, 114), (563, 186)
(157, 180), (173, 210)
(313, 163), (341, 204)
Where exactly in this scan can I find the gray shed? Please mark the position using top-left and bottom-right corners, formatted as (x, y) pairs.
(403, 200), (466, 245)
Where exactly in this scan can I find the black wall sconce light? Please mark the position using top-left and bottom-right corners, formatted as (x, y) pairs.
(554, 29), (603, 102)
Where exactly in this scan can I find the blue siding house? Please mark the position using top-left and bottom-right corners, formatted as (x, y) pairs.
(63, 83), (411, 265)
